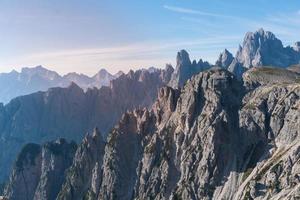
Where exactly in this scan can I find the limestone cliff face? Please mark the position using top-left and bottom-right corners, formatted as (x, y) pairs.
(57, 128), (105, 200)
(228, 29), (300, 77)
(4, 139), (76, 200)
(0, 67), (173, 183)
(4, 68), (300, 200)
(168, 50), (211, 88)
(94, 68), (300, 200)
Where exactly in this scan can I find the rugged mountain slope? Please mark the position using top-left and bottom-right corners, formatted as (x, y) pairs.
(0, 66), (116, 104)
(243, 66), (300, 90)
(0, 67), (173, 183)
(228, 29), (300, 76)
(4, 139), (77, 200)
(6, 67), (299, 199)
(168, 50), (211, 88)
(57, 128), (105, 200)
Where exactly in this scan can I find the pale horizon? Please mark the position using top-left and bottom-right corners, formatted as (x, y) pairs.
(1, 0), (300, 75)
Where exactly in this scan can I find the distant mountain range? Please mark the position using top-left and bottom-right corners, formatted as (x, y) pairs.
(1, 28), (300, 199)
(1, 29), (299, 105)
(0, 66), (120, 104)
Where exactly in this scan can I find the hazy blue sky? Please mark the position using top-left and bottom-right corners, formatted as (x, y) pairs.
(1, 0), (300, 75)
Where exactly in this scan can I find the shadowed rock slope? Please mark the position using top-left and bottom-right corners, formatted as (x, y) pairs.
(4, 139), (77, 200)
(5, 68), (300, 199)
(0, 67), (173, 183)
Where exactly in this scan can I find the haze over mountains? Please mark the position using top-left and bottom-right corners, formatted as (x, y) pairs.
(1, 28), (300, 199)
(0, 66), (119, 104)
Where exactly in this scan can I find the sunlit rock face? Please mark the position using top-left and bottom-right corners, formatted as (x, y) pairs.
(6, 67), (300, 200)
(0, 66), (173, 183)
(228, 29), (300, 77)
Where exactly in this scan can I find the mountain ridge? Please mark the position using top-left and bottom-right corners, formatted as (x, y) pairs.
(1, 28), (300, 199)
(4, 67), (300, 199)
(0, 65), (118, 104)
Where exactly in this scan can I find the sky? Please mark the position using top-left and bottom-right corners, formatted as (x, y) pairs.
(0, 0), (300, 75)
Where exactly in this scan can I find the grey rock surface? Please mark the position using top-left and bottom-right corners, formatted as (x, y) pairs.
(168, 50), (211, 88)
(57, 128), (105, 200)
(4, 139), (76, 200)
(4, 68), (300, 200)
(0, 67), (173, 183)
(228, 29), (300, 76)
(215, 49), (234, 69)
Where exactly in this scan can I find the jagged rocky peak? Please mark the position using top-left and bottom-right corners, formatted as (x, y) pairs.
(95, 68), (245, 200)
(169, 49), (211, 88)
(215, 48), (234, 69)
(57, 128), (105, 200)
(176, 49), (192, 66)
(4, 139), (77, 200)
(92, 68), (115, 86)
(114, 70), (124, 78)
(236, 28), (281, 68)
(228, 28), (300, 77)
(63, 72), (92, 83)
(21, 65), (60, 77)
(3, 67), (300, 199)
(93, 68), (112, 79)
(0, 64), (174, 183)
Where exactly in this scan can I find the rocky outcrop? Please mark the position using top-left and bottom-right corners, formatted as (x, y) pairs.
(57, 128), (105, 200)
(0, 67), (173, 183)
(4, 139), (77, 200)
(69, 68), (300, 200)
(236, 83), (300, 199)
(168, 50), (211, 88)
(4, 68), (300, 200)
(228, 29), (300, 77)
(215, 49), (234, 69)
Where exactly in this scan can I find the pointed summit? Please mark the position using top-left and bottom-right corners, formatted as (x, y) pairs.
(92, 68), (115, 87)
(228, 28), (300, 77)
(114, 70), (124, 78)
(215, 49), (234, 69)
(176, 49), (191, 67)
(169, 49), (211, 88)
